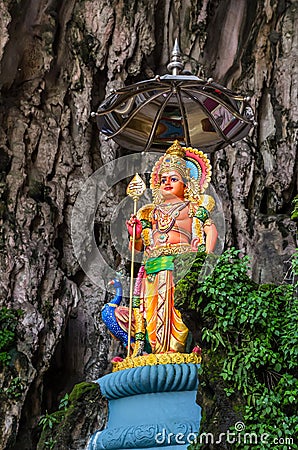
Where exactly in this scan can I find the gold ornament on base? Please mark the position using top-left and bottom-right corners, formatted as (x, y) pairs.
(112, 352), (202, 372)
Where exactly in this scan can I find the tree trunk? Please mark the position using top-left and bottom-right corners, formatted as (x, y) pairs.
(0, 0), (296, 448)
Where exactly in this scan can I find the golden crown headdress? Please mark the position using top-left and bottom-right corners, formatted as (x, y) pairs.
(150, 140), (212, 204)
(158, 141), (190, 181)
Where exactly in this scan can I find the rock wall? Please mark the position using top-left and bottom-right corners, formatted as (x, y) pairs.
(0, 0), (296, 448)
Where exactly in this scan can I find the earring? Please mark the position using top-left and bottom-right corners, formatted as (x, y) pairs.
(152, 187), (164, 205)
(184, 185), (190, 201)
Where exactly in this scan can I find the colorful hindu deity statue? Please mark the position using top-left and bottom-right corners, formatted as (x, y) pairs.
(126, 140), (218, 357)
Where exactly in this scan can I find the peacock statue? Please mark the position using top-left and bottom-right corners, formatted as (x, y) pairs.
(101, 279), (135, 348)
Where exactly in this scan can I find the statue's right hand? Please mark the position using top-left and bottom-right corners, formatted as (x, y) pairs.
(126, 214), (142, 238)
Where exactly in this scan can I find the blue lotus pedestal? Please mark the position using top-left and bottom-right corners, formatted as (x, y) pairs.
(87, 362), (201, 450)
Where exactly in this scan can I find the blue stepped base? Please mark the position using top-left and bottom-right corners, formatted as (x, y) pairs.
(87, 363), (201, 450)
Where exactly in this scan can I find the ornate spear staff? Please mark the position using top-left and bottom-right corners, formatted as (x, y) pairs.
(126, 173), (146, 357)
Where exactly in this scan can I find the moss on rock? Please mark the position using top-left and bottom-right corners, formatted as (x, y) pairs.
(37, 381), (107, 450)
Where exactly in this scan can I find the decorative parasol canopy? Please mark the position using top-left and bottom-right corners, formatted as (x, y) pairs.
(93, 40), (255, 153)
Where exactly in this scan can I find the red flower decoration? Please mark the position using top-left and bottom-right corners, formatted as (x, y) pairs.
(192, 346), (202, 355)
(111, 356), (123, 363)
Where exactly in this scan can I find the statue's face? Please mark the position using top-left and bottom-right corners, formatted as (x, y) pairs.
(159, 171), (185, 200)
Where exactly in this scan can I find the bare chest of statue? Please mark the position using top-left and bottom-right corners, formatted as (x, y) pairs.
(152, 201), (193, 245)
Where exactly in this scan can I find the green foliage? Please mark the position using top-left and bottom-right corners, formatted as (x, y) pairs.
(0, 307), (23, 366)
(38, 393), (70, 435)
(58, 393), (69, 410)
(38, 411), (61, 432)
(174, 251), (207, 307)
(37, 382), (101, 450)
(291, 195), (298, 220)
(180, 248), (298, 449)
(38, 409), (65, 449)
(68, 381), (98, 403)
(3, 376), (26, 399)
(291, 249), (298, 278)
(43, 438), (56, 450)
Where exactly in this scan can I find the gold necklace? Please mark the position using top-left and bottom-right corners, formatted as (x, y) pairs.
(154, 201), (189, 242)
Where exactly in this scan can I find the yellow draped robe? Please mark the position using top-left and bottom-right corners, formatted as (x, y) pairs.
(140, 261), (189, 353)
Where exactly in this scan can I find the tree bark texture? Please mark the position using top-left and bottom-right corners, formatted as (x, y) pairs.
(0, 0), (297, 448)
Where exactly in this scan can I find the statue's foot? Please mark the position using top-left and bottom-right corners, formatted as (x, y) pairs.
(132, 340), (145, 357)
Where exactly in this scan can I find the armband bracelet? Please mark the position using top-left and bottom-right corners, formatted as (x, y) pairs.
(203, 218), (214, 227)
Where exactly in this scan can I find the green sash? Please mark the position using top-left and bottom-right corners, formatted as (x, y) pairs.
(145, 255), (174, 274)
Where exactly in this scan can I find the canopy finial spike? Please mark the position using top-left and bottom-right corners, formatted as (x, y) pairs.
(173, 37), (180, 54)
(167, 37), (184, 75)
